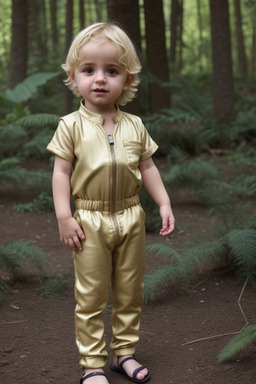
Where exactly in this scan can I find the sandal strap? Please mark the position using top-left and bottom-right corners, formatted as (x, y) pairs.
(119, 355), (136, 368)
(133, 366), (146, 379)
(80, 371), (106, 383)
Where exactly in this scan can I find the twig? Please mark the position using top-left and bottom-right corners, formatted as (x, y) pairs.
(2, 320), (27, 325)
(182, 277), (249, 347)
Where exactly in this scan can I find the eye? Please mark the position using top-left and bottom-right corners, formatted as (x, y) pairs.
(107, 68), (118, 76)
(83, 67), (94, 74)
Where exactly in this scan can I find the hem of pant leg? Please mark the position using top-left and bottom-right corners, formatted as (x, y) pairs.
(80, 356), (107, 368)
(111, 347), (135, 356)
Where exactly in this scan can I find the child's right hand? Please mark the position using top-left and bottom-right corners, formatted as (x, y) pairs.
(57, 217), (85, 252)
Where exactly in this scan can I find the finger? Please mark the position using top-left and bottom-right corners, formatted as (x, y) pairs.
(73, 235), (83, 251)
(77, 229), (85, 240)
(65, 238), (76, 251)
(161, 216), (168, 231)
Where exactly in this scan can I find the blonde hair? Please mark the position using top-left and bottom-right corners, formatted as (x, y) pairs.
(62, 22), (141, 105)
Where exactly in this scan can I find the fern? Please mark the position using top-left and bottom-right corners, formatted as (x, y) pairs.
(144, 237), (227, 303)
(0, 158), (51, 194)
(41, 273), (73, 299)
(14, 113), (59, 129)
(227, 229), (256, 282)
(5, 72), (60, 103)
(21, 129), (55, 159)
(218, 325), (256, 363)
(0, 240), (48, 280)
(13, 192), (54, 213)
(0, 282), (9, 300)
(0, 125), (28, 156)
(162, 157), (219, 189)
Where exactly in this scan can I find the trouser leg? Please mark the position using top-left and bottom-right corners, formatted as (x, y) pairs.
(111, 205), (146, 355)
(73, 210), (113, 368)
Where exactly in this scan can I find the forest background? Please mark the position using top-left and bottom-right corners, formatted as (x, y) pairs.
(1, 0), (256, 370)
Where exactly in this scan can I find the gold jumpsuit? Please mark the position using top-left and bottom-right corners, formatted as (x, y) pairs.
(47, 100), (158, 368)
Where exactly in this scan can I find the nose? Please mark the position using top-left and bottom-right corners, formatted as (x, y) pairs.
(95, 70), (106, 84)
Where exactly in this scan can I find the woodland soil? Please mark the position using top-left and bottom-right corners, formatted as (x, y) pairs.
(0, 160), (255, 384)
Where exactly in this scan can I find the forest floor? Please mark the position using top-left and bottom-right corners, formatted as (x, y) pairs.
(0, 159), (256, 384)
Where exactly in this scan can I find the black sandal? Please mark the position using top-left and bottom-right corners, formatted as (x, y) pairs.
(110, 355), (150, 383)
(80, 371), (107, 383)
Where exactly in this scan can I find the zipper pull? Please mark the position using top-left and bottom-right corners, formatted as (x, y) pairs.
(108, 134), (114, 145)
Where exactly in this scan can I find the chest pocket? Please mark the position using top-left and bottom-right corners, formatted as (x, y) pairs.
(122, 140), (142, 170)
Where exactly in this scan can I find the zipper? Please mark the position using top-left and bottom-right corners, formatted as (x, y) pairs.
(108, 134), (120, 241)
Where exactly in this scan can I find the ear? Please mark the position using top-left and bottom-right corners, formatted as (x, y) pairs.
(68, 71), (77, 87)
(123, 74), (134, 90)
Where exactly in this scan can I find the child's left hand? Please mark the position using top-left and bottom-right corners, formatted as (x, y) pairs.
(159, 204), (175, 236)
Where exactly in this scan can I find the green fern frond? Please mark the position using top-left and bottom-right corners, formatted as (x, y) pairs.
(15, 113), (59, 129)
(0, 240), (48, 280)
(0, 282), (9, 300)
(21, 129), (54, 159)
(144, 265), (174, 303)
(41, 273), (73, 299)
(0, 157), (21, 170)
(146, 243), (182, 260)
(144, 237), (227, 303)
(218, 325), (256, 363)
(0, 160), (27, 187)
(162, 158), (219, 188)
(5, 72), (60, 103)
(178, 76), (212, 120)
(0, 125), (28, 155)
(13, 192), (54, 213)
(227, 229), (256, 281)
(20, 170), (52, 194)
(167, 146), (190, 164)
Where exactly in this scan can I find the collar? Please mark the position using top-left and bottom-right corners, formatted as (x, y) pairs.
(79, 99), (123, 124)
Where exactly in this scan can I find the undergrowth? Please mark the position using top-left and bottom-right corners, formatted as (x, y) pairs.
(41, 273), (73, 299)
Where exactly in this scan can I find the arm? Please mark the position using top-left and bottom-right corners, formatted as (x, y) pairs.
(139, 157), (175, 236)
(52, 155), (85, 251)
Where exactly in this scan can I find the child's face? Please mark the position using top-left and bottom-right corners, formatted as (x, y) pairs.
(69, 38), (133, 113)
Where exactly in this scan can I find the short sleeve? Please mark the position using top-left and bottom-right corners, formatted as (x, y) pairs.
(46, 118), (75, 163)
(140, 123), (158, 161)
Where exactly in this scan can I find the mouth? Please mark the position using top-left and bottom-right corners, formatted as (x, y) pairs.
(93, 88), (108, 93)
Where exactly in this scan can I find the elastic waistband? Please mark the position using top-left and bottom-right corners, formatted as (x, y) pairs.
(75, 195), (140, 212)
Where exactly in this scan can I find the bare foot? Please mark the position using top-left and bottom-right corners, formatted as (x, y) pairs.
(113, 355), (149, 381)
(80, 368), (109, 383)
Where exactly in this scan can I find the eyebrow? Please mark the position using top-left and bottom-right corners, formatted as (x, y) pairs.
(79, 62), (121, 69)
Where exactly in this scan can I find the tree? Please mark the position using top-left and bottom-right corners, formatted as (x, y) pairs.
(8, 0), (28, 88)
(144, 0), (170, 112)
(209, 0), (235, 121)
(233, 0), (247, 78)
(197, 0), (203, 72)
(170, 0), (179, 68)
(50, 0), (59, 47)
(79, 0), (85, 29)
(107, 0), (142, 114)
(63, 0), (74, 114)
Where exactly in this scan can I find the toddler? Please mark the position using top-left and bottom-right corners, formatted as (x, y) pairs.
(47, 22), (175, 384)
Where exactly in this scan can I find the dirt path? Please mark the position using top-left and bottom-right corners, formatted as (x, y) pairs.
(1, 185), (256, 384)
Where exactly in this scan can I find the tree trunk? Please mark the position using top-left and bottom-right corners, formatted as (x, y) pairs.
(107, 0), (142, 114)
(197, 0), (203, 72)
(170, 0), (179, 68)
(8, 0), (28, 88)
(65, 0), (74, 114)
(79, 0), (85, 29)
(50, 0), (58, 46)
(252, 19), (256, 78)
(233, 0), (247, 78)
(209, 0), (235, 121)
(177, 0), (184, 71)
(144, 0), (170, 113)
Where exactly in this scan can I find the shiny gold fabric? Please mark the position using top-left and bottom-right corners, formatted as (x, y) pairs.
(47, 100), (158, 368)
(73, 204), (146, 367)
